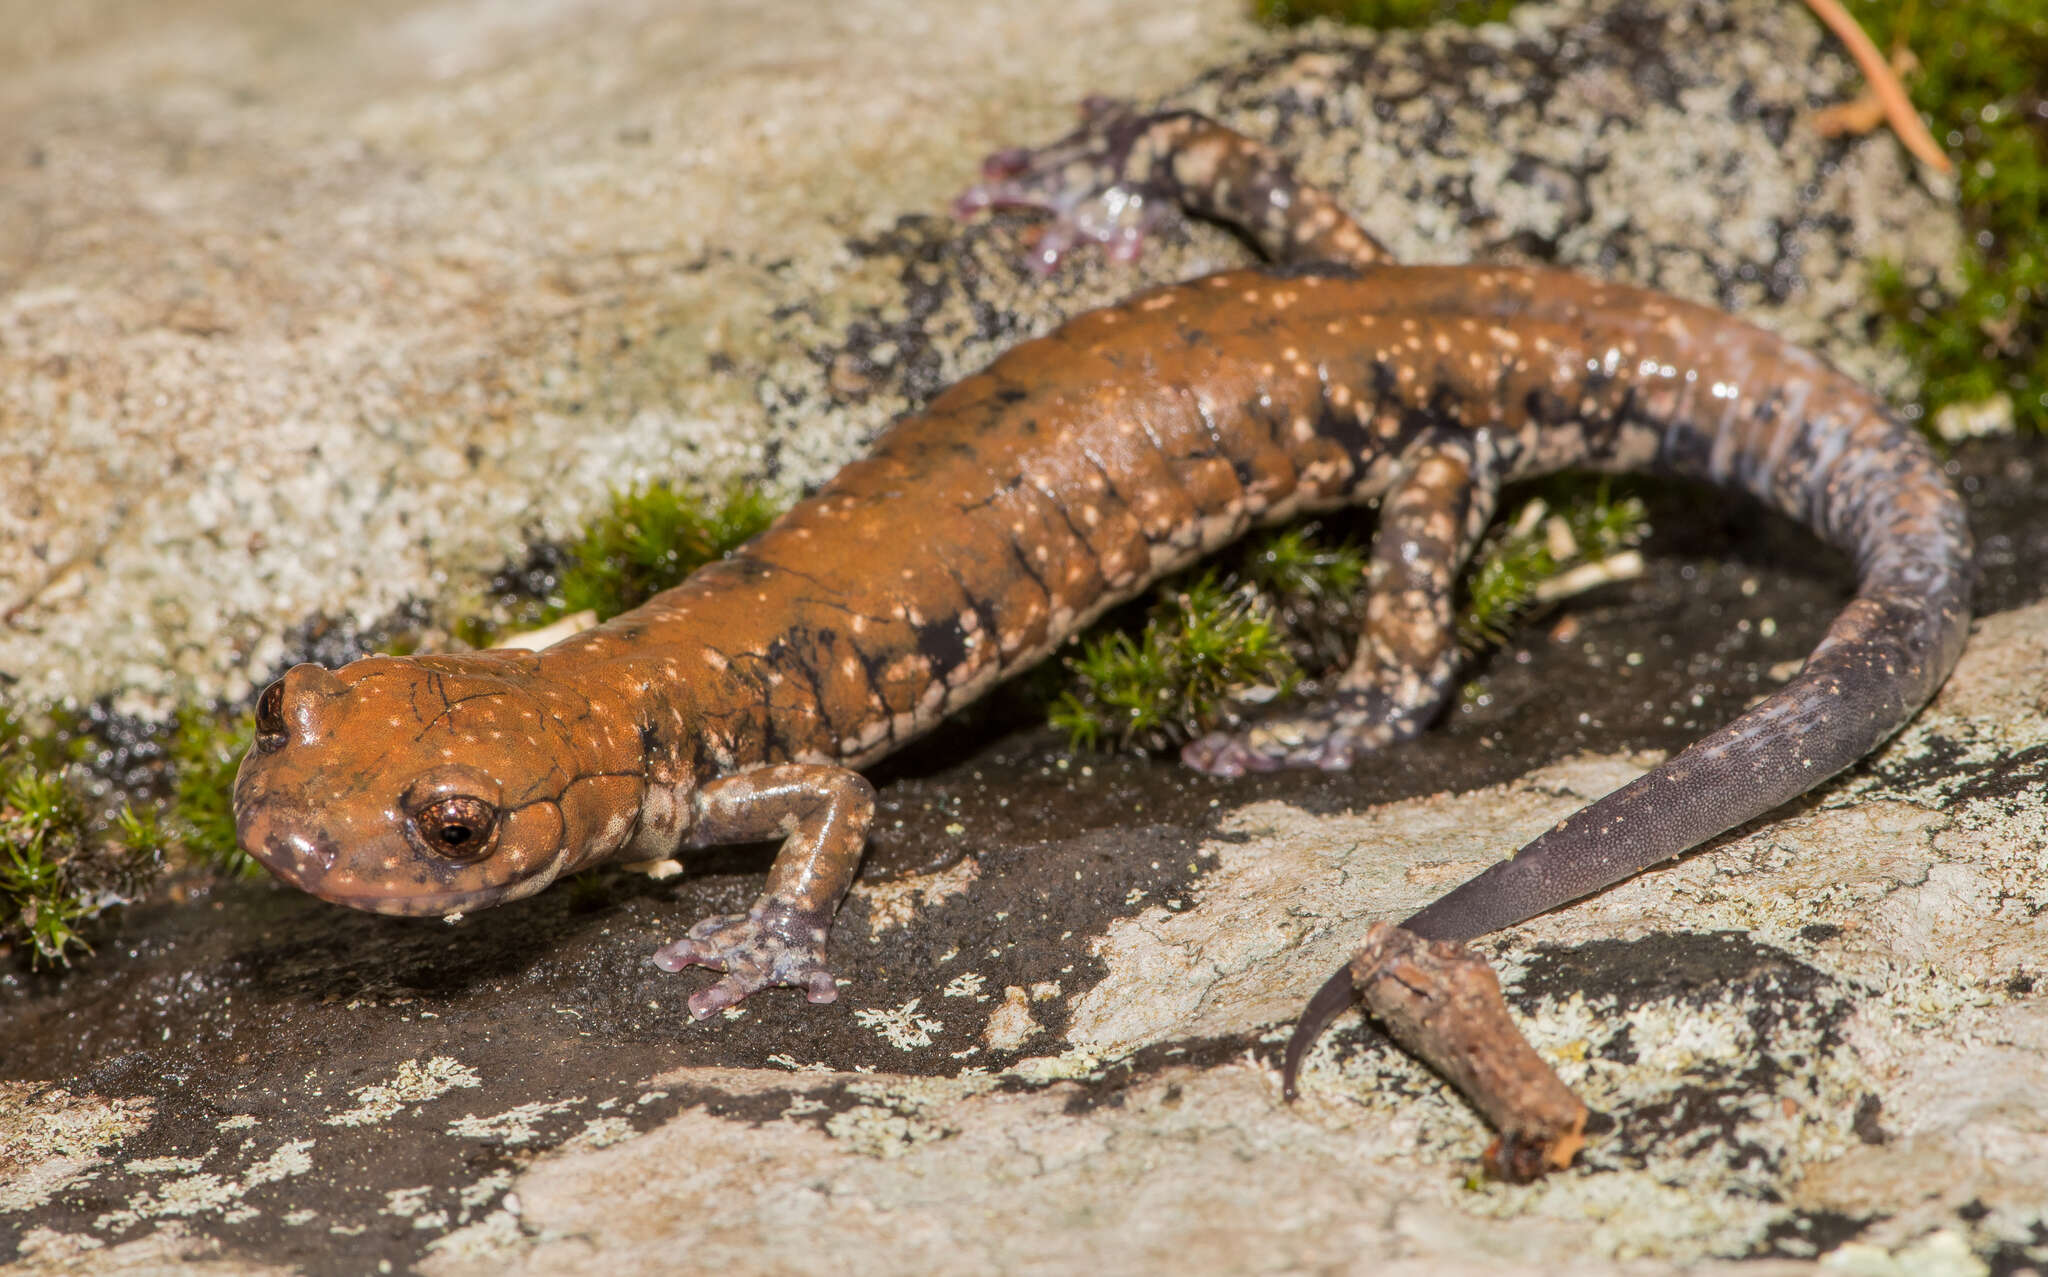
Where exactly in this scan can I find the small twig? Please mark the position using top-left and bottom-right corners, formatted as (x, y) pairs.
(1798, 0), (1951, 174)
(1284, 922), (1588, 1182)
(1530, 549), (1644, 605)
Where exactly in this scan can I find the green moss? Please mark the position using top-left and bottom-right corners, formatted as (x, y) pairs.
(1843, 0), (2047, 431)
(1254, 0), (1517, 28)
(1052, 574), (1298, 751)
(171, 707), (259, 879)
(558, 483), (781, 622)
(1243, 524), (1370, 669)
(1, 735), (165, 965)
(456, 483), (784, 648)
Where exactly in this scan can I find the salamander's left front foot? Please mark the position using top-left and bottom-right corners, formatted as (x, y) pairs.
(652, 899), (838, 1019)
(953, 96), (1179, 273)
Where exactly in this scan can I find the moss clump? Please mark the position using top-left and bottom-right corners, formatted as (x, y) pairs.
(1, 741), (165, 965)
(1243, 524), (1370, 669)
(557, 483), (781, 622)
(1845, 0), (2048, 432)
(1254, 0), (1518, 29)
(1052, 575), (1298, 752)
(171, 707), (259, 879)
(456, 483), (783, 649)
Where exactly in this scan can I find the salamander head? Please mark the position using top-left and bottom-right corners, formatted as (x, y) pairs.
(233, 653), (651, 917)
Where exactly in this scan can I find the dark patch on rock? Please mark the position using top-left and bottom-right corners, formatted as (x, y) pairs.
(1750, 1209), (1875, 1260)
(1952, 437), (2048, 615)
(1510, 931), (1830, 1015)
(272, 597), (437, 681)
(826, 213), (1050, 414)
(1935, 740), (2048, 809)
(1588, 1015), (1636, 1068)
(705, 1080), (878, 1133)
(59, 699), (179, 807)
(1852, 1091), (1888, 1145)
(1868, 730), (1974, 797)
(1989, 1239), (2048, 1277)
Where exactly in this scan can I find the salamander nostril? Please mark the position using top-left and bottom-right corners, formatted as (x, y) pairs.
(254, 678), (288, 753)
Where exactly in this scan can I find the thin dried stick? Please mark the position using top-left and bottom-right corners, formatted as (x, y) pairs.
(1284, 923), (1588, 1182)
(1800, 0), (1951, 173)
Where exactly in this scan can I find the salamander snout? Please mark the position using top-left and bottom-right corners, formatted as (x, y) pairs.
(238, 807), (340, 894)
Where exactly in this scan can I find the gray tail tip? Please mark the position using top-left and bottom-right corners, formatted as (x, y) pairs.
(1281, 962), (1357, 1101)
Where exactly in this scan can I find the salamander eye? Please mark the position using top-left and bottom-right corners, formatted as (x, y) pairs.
(407, 796), (499, 863)
(254, 679), (288, 753)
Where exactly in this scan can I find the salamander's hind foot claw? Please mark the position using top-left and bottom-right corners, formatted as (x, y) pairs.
(953, 96), (1182, 274)
(652, 900), (838, 1019)
(1180, 689), (1418, 777)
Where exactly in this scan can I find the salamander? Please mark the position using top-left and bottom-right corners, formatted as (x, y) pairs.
(233, 101), (1972, 1028)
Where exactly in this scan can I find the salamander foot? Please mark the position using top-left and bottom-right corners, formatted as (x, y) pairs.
(1181, 689), (1417, 776)
(652, 899), (839, 1019)
(953, 97), (1181, 274)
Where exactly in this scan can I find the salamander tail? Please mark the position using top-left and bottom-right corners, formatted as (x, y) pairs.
(1281, 962), (1358, 1101)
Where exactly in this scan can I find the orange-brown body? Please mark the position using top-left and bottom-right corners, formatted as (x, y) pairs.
(235, 105), (1970, 1021)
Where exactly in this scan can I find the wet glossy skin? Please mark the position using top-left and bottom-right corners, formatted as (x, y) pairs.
(236, 102), (1971, 1021)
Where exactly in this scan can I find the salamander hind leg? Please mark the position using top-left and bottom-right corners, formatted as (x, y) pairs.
(955, 97), (1390, 272)
(652, 765), (875, 1019)
(1184, 434), (1499, 776)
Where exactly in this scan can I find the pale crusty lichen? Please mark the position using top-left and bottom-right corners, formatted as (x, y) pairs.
(0, 1085), (154, 1217)
(322, 1056), (483, 1128)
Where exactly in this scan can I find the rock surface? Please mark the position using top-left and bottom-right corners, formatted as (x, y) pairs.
(431, 606), (2048, 1274)
(4, 0), (2045, 1275)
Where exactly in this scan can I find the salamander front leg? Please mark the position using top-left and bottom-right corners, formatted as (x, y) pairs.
(652, 765), (876, 1019)
(1184, 434), (1498, 775)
